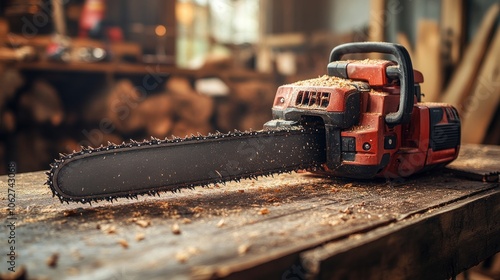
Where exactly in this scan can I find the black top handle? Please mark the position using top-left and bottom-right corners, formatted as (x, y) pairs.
(328, 42), (414, 126)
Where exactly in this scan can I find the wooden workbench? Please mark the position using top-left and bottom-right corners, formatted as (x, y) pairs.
(1, 144), (499, 280)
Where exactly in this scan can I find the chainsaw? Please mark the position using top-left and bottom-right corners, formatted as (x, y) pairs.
(47, 42), (461, 203)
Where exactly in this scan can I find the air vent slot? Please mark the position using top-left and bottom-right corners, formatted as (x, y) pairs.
(295, 91), (330, 108)
(431, 124), (460, 151)
(445, 107), (460, 122)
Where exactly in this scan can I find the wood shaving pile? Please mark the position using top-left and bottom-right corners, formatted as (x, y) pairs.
(291, 75), (354, 88)
(349, 58), (391, 65)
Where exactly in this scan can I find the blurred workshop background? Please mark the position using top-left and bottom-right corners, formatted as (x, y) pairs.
(0, 0), (498, 176)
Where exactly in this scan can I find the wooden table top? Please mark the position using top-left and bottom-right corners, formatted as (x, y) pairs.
(1, 144), (499, 280)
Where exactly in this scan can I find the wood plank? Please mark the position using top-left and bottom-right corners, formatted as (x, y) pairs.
(483, 108), (500, 145)
(51, 0), (67, 37)
(440, 3), (499, 114)
(397, 32), (414, 62)
(446, 144), (500, 182)
(441, 0), (464, 69)
(368, 0), (385, 59)
(415, 20), (442, 102)
(461, 26), (500, 144)
(0, 145), (498, 279)
(300, 189), (500, 280)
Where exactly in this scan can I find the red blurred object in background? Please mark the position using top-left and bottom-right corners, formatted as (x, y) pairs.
(79, 0), (106, 38)
(106, 26), (124, 42)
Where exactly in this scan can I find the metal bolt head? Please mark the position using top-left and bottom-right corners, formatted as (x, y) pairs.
(363, 142), (371, 150)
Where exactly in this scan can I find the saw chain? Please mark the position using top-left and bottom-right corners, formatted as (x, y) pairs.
(46, 127), (326, 204)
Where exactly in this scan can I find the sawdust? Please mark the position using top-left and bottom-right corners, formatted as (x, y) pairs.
(349, 58), (390, 65)
(191, 206), (204, 213)
(98, 224), (117, 234)
(340, 215), (350, 221)
(291, 75), (354, 88)
(172, 223), (181, 234)
(370, 89), (389, 96)
(175, 252), (189, 263)
(135, 233), (145, 241)
(63, 209), (80, 217)
(0, 265), (27, 279)
(71, 249), (83, 261)
(134, 219), (151, 228)
(175, 247), (200, 263)
(117, 239), (129, 249)
(340, 207), (353, 214)
(46, 253), (59, 268)
(238, 244), (251, 255)
(131, 211), (142, 218)
(258, 208), (270, 215)
(66, 267), (80, 276)
(261, 194), (278, 203)
(326, 219), (342, 226)
(159, 202), (170, 209)
(217, 219), (225, 228)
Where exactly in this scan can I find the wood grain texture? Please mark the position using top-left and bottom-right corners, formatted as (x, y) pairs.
(0, 145), (498, 279)
(301, 189), (500, 280)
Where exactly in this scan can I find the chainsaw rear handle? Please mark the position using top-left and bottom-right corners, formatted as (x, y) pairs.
(328, 42), (414, 126)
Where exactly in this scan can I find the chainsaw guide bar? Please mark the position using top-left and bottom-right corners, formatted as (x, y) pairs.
(47, 128), (326, 204)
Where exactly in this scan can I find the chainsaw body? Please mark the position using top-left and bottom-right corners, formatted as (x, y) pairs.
(265, 42), (460, 179)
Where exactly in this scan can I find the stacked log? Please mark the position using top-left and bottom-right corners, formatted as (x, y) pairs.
(19, 80), (64, 126)
(215, 79), (274, 132)
(0, 71), (276, 174)
(105, 79), (145, 134)
(167, 76), (214, 137)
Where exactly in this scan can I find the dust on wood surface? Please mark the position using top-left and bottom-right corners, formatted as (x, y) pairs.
(0, 145), (498, 279)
